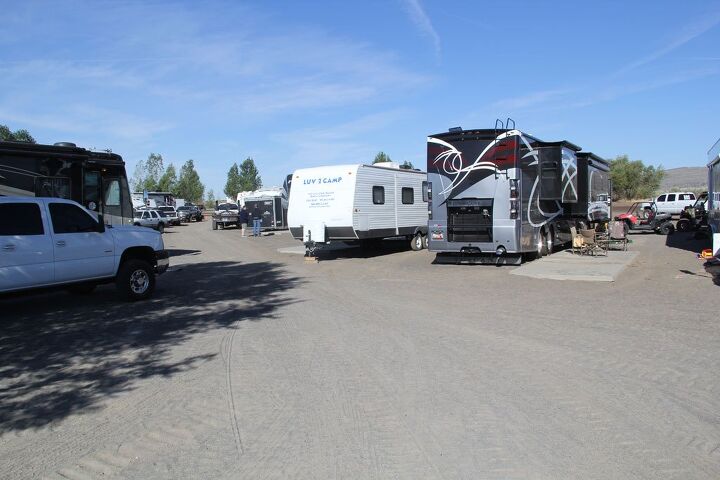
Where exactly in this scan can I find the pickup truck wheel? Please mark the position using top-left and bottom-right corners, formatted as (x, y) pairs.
(157, 223), (165, 233)
(116, 259), (155, 301)
(212, 221), (218, 230)
(67, 283), (96, 294)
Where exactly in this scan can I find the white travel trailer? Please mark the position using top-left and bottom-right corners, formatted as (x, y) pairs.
(288, 163), (428, 254)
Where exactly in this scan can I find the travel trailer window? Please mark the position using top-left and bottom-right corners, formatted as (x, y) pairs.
(0, 203), (44, 235)
(402, 187), (414, 204)
(422, 181), (428, 202)
(373, 186), (385, 205)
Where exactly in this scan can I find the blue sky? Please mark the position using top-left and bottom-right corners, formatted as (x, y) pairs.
(1, 0), (719, 197)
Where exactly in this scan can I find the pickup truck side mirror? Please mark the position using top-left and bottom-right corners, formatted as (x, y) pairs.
(97, 214), (106, 233)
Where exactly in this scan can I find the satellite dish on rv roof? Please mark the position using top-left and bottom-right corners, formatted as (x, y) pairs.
(53, 142), (77, 148)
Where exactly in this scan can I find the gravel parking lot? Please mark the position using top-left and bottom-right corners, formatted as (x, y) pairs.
(1, 222), (719, 479)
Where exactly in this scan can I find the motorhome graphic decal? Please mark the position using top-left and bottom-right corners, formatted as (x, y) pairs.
(428, 130), (567, 227)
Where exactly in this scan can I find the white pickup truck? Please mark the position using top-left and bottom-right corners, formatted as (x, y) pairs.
(0, 197), (169, 300)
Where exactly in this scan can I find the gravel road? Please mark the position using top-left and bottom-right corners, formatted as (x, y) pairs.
(1, 222), (719, 479)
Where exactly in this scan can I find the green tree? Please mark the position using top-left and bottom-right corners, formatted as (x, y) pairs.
(373, 151), (391, 164)
(238, 157), (262, 191)
(132, 153), (165, 192)
(205, 189), (216, 210)
(157, 163), (178, 193)
(0, 124), (36, 143)
(224, 162), (242, 198)
(401, 160), (414, 169)
(610, 155), (665, 200)
(176, 159), (204, 203)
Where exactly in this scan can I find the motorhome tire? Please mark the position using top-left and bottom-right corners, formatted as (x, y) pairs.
(540, 229), (549, 257)
(411, 233), (423, 251)
(547, 228), (555, 254)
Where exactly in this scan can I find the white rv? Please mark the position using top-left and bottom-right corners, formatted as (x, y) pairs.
(288, 163), (428, 254)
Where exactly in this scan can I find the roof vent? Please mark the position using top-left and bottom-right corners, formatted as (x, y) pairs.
(448, 126), (462, 133)
(53, 142), (76, 148)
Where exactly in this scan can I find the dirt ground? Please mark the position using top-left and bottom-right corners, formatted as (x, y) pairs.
(1, 222), (718, 479)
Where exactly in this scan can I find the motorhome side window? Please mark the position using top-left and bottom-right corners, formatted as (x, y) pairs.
(0, 203), (44, 236)
(373, 186), (385, 204)
(402, 187), (414, 204)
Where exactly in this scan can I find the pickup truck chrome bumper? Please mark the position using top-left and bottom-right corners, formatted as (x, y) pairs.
(155, 250), (170, 274)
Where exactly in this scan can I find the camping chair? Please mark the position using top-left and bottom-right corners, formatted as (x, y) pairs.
(570, 226), (584, 254)
(579, 228), (607, 256)
(608, 221), (628, 251)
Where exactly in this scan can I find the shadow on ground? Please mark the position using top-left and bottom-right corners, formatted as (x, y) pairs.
(318, 239), (413, 260)
(0, 261), (302, 433)
(665, 230), (711, 253)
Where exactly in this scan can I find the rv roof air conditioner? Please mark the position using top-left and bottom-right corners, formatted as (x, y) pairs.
(53, 142), (77, 147)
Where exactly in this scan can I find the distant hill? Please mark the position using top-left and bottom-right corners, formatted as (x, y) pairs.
(660, 167), (707, 192)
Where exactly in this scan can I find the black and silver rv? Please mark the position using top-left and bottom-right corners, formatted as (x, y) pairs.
(426, 126), (610, 263)
(0, 141), (133, 225)
(243, 187), (289, 229)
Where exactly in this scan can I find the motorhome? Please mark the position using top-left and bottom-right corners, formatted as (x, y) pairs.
(242, 187), (289, 230)
(426, 125), (609, 264)
(288, 163), (428, 254)
(0, 140), (133, 225)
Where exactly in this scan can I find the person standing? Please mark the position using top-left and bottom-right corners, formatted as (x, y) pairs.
(239, 206), (249, 237)
(252, 214), (262, 237)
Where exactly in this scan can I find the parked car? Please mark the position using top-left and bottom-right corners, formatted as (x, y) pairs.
(212, 203), (240, 230)
(156, 205), (181, 225)
(133, 209), (168, 232)
(176, 206), (192, 223)
(654, 192), (696, 215)
(1, 197), (169, 300)
(177, 205), (203, 222)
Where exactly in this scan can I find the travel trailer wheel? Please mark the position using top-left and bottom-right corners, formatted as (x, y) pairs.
(422, 234), (428, 249)
(411, 233), (423, 251)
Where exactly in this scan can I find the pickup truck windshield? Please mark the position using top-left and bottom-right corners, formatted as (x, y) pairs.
(216, 204), (238, 211)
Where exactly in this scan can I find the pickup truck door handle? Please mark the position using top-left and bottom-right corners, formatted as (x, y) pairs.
(2, 244), (15, 251)
(55, 240), (66, 247)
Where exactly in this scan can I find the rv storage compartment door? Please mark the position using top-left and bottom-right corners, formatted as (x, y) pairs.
(447, 199), (493, 243)
(537, 147), (562, 201)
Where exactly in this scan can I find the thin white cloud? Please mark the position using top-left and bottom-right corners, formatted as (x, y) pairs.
(613, 9), (720, 76)
(399, 0), (441, 59)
